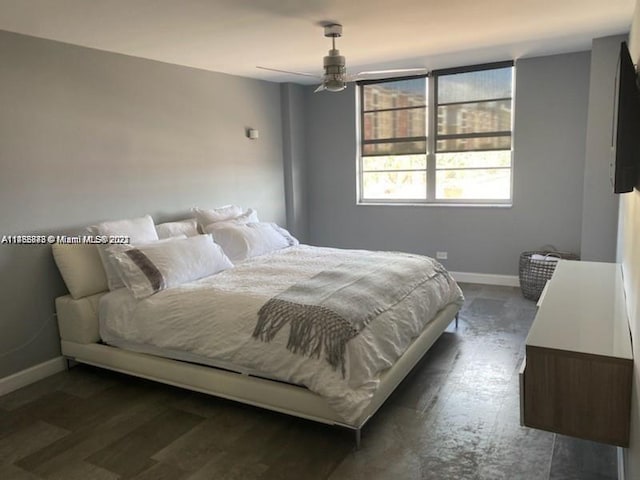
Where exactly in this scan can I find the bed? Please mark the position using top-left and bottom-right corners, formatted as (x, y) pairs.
(53, 213), (463, 446)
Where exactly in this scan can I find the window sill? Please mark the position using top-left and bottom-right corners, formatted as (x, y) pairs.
(356, 201), (513, 208)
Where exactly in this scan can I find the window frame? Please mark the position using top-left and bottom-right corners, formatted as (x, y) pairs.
(357, 74), (428, 204)
(357, 61), (515, 206)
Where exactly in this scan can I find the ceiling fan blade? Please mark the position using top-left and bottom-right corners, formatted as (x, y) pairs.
(313, 83), (326, 93)
(353, 68), (428, 79)
(256, 66), (321, 78)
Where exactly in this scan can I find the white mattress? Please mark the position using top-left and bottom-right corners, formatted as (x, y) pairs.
(99, 245), (464, 422)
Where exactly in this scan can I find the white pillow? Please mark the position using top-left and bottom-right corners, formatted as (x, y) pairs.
(273, 225), (299, 247)
(205, 216), (296, 246)
(155, 218), (198, 239)
(52, 243), (108, 299)
(109, 234), (233, 298)
(87, 215), (158, 290)
(231, 208), (259, 224)
(204, 222), (292, 263)
(201, 208), (259, 231)
(104, 235), (186, 282)
(193, 205), (244, 228)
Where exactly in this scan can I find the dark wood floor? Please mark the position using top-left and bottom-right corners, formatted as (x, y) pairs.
(0, 284), (617, 479)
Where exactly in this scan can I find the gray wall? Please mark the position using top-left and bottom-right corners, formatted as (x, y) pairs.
(581, 35), (627, 262)
(0, 29), (603, 381)
(280, 83), (309, 242)
(0, 30), (285, 377)
(304, 51), (591, 275)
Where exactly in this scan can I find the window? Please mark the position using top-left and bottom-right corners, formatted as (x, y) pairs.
(358, 62), (514, 204)
(360, 77), (427, 200)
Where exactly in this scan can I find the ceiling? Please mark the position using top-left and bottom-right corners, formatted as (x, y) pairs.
(0, 0), (634, 84)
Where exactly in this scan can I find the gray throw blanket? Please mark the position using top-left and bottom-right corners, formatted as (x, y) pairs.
(253, 253), (449, 377)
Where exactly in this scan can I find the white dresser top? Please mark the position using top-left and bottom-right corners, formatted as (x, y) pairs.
(525, 260), (632, 359)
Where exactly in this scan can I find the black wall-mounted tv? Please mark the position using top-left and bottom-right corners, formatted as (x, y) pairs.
(612, 41), (640, 194)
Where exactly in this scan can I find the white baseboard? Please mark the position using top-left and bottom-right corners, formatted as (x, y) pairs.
(0, 356), (66, 396)
(450, 271), (520, 287)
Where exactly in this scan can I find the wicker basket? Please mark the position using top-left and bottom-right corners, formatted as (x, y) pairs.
(519, 249), (579, 300)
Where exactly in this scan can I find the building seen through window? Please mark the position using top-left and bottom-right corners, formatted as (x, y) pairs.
(359, 63), (513, 204)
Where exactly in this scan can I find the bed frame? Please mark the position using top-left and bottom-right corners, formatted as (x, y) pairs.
(56, 292), (460, 447)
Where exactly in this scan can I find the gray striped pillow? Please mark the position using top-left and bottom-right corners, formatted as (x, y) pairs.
(109, 234), (233, 298)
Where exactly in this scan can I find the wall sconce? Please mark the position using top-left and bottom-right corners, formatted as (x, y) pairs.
(247, 128), (259, 140)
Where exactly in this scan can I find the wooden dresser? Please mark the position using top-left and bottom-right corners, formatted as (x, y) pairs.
(520, 260), (633, 447)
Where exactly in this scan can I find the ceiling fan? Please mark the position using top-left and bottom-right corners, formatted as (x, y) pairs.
(257, 24), (427, 93)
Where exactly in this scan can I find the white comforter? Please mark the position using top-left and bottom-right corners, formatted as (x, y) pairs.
(99, 245), (464, 422)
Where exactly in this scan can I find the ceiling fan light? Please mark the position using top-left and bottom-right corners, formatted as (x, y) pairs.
(323, 50), (346, 92)
(324, 78), (346, 92)
(324, 47), (344, 63)
(324, 64), (345, 76)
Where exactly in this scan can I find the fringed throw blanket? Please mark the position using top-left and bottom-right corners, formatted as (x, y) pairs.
(253, 252), (449, 377)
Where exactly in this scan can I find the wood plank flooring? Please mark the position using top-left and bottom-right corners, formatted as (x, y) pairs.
(0, 284), (617, 479)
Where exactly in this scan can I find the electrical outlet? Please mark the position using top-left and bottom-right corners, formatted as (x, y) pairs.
(436, 251), (448, 260)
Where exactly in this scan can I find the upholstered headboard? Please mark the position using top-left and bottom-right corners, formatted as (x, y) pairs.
(56, 292), (105, 344)
(52, 242), (108, 344)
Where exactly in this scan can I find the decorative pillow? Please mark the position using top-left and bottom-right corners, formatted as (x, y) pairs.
(52, 243), (108, 299)
(192, 205), (244, 228)
(155, 218), (198, 239)
(109, 234), (233, 298)
(204, 222), (292, 263)
(104, 235), (186, 279)
(87, 215), (158, 290)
